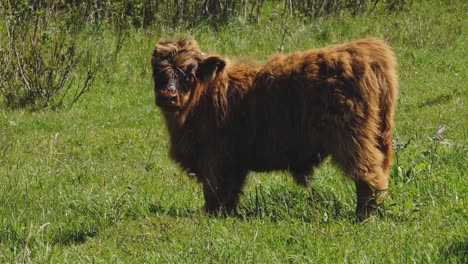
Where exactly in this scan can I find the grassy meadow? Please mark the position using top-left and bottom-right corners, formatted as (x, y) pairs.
(0, 0), (467, 262)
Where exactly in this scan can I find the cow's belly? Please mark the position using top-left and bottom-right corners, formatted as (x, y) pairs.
(242, 143), (325, 173)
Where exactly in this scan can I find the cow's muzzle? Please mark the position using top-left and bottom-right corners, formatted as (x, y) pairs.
(156, 89), (180, 111)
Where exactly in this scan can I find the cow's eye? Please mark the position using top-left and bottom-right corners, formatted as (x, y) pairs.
(180, 80), (191, 91)
(184, 74), (193, 82)
(174, 66), (189, 80)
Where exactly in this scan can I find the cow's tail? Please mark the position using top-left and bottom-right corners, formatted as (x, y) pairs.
(371, 40), (398, 174)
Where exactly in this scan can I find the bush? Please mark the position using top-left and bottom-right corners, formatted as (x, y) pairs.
(0, 1), (97, 110)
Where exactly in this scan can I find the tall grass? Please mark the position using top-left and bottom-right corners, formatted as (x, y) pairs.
(0, 0), (466, 262)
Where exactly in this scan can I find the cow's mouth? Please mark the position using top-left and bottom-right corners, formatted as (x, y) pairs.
(156, 94), (181, 112)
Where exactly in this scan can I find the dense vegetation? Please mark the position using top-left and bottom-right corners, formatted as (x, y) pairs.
(0, 0), (466, 262)
(0, 0), (409, 110)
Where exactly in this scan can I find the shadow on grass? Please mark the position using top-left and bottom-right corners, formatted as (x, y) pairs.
(45, 185), (372, 248)
(418, 93), (457, 108)
(52, 230), (98, 246)
(148, 203), (200, 218)
(147, 186), (355, 223)
(442, 236), (468, 263)
(242, 184), (355, 222)
(50, 203), (198, 246)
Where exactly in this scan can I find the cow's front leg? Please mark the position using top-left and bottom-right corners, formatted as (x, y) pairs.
(202, 178), (222, 214)
(201, 168), (247, 217)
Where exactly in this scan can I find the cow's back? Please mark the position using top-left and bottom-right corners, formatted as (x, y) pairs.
(240, 39), (395, 172)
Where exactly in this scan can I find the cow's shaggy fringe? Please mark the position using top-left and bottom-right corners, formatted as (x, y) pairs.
(152, 38), (398, 221)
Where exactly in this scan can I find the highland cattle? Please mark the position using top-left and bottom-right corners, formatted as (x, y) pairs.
(151, 38), (398, 220)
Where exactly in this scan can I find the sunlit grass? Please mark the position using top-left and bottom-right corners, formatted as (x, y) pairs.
(0, 0), (466, 262)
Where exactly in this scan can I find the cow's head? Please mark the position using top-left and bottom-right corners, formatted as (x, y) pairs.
(152, 38), (226, 112)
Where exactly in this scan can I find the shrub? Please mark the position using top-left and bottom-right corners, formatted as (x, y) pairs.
(0, 1), (97, 110)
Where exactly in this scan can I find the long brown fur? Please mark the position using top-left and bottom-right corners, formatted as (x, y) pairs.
(151, 38), (398, 220)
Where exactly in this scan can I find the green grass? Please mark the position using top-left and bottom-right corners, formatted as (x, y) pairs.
(1, 1), (467, 262)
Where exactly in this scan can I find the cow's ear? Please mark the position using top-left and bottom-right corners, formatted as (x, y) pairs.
(196, 56), (226, 83)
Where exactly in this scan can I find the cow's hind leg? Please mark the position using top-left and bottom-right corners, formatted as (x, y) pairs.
(332, 135), (389, 221)
(355, 177), (388, 221)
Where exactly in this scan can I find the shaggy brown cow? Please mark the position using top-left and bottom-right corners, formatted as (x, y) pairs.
(151, 38), (398, 221)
